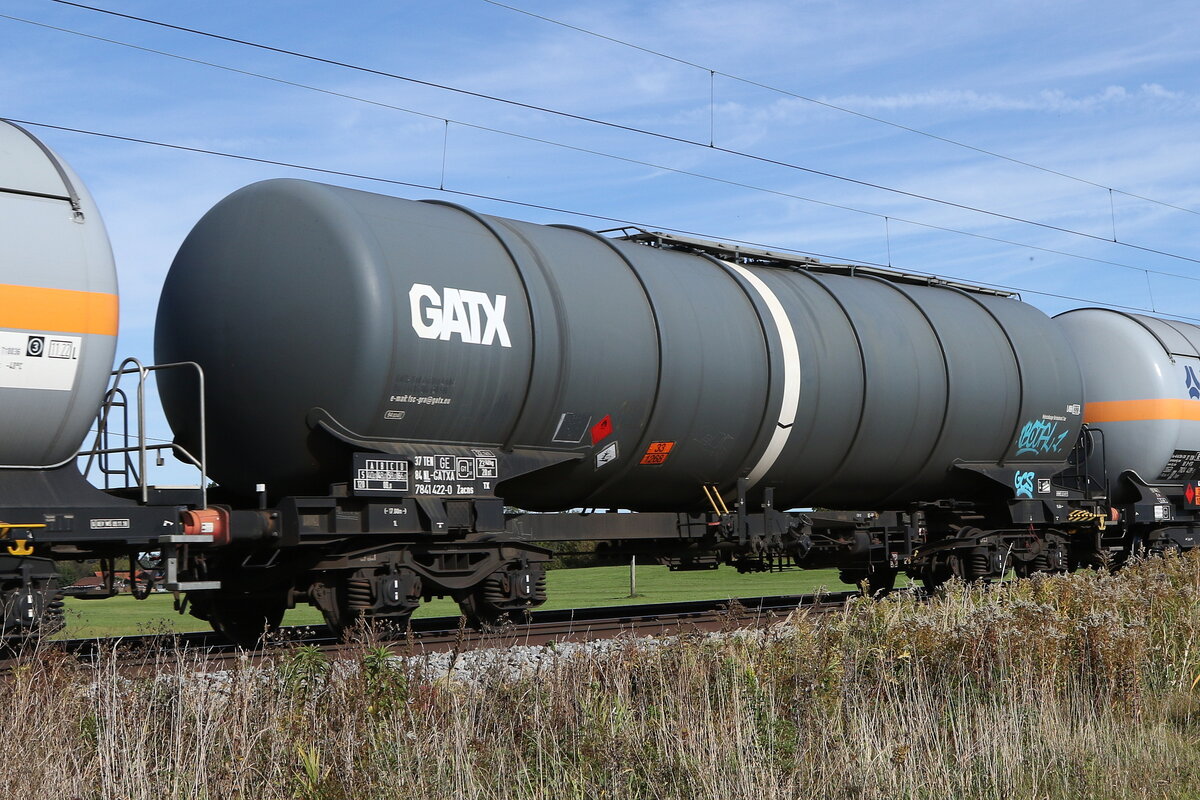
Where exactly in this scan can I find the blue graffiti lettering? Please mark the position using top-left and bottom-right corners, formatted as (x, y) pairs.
(1014, 471), (1035, 499)
(1016, 419), (1069, 456)
(1186, 365), (1200, 400)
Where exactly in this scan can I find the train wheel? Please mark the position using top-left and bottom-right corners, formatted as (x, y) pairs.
(319, 602), (414, 641)
(1013, 554), (1050, 579)
(459, 592), (506, 628)
(309, 569), (420, 640)
(0, 557), (65, 648)
(458, 567), (546, 629)
(192, 594), (287, 648)
(458, 588), (529, 629)
(919, 557), (958, 591)
(866, 565), (898, 595)
(839, 564), (898, 596)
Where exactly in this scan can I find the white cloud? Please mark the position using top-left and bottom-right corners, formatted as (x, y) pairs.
(821, 84), (1199, 114)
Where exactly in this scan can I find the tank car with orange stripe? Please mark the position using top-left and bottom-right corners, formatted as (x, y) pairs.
(0, 121), (119, 467)
(1057, 310), (1200, 551)
(0, 121), (181, 638)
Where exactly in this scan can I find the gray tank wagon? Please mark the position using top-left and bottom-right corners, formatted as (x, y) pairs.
(155, 178), (1085, 513)
(1058, 309), (1200, 507)
(0, 120), (119, 468)
(0, 121), (180, 640)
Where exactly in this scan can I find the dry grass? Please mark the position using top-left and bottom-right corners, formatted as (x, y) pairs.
(4, 552), (1200, 799)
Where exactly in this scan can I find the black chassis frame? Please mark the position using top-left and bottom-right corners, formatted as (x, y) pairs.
(10, 427), (1200, 639)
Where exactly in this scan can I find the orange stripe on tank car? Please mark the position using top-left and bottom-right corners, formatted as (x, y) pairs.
(1084, 399), (1200, 424)
(0, 283), (118, 336)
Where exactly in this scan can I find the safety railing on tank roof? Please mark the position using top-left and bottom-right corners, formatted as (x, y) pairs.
(604, 227), (1016, 298)
(79, 358), (208, 509)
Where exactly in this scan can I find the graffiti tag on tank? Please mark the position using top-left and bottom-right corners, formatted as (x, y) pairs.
(1185, 365), (1200, 400)
(1015, 416), (1070, 456)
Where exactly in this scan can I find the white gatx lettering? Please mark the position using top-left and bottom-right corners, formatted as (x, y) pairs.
(409, 283), (512, 347)
(410, 284), (441, 338)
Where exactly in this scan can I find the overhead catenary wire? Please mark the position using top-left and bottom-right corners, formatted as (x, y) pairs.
(42, 0), (1200, 269)
(477, 0), (1200, 219)
(9, 116), (1199, 325)
(6, 11), (1200, 288)
(14, 10), (1200, 292)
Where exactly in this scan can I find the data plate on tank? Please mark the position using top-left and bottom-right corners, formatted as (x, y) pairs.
(352, 457), (410, 493)
(0, 331), (81, 391)
(1159, 450), (1200, 481)
(351, 450), (498, 498)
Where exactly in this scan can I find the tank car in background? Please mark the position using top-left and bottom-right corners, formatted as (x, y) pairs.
(0, 120), (188, 638)
(1058, 310), (1200, 551)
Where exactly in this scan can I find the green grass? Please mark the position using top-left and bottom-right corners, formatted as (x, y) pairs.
(58, 594), (210, 639)
(57, 563), (851, 638)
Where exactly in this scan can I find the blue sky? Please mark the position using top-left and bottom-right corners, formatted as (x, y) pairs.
(5, 0), (1200, 482)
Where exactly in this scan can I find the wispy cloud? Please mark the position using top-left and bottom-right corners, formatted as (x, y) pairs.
(824, 84), (1198, 114)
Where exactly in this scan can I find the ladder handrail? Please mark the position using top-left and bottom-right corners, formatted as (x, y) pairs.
(84, 358), (209, 508)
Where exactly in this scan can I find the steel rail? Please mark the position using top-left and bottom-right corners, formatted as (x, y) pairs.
(37, 591), (869, 671)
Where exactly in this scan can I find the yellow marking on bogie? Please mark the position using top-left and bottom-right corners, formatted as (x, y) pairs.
(7, 540), (33, 556)
(1066, 510), (1107, 531)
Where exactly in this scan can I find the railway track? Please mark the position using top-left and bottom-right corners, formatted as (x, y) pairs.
(43, 590), (863, 671)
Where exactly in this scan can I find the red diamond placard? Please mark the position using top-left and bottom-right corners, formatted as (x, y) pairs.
(590, 415), (613, 445)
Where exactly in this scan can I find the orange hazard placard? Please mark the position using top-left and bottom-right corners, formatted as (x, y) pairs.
(640, 441), (675, 465)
